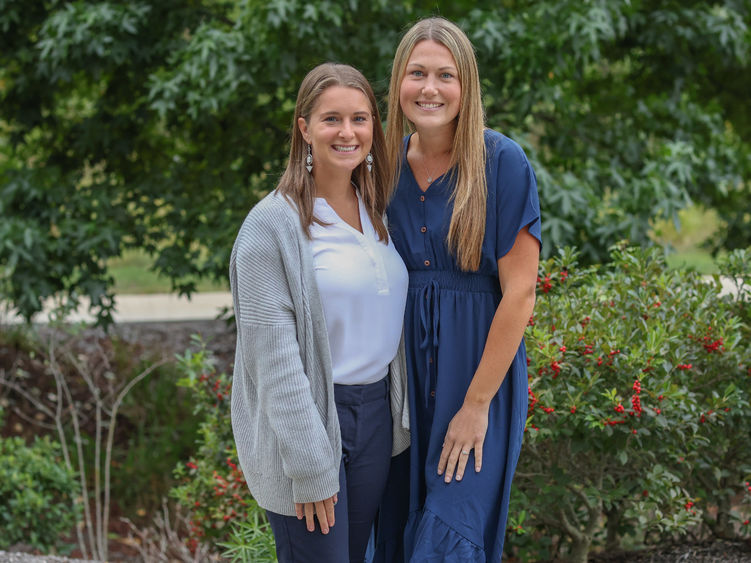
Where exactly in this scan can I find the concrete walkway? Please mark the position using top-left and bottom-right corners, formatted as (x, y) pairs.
(2, 292), (233, 324)
(0, 277), (745, 325)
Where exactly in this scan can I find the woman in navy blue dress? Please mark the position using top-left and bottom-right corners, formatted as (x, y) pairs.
(376, 17), (542, 562)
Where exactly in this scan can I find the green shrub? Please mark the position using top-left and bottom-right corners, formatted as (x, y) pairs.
(692, 249), (751, 539)
(218, 502), (278, 563)
(0, 436), (79, 550)
(507, 245), (751, 562)
(170, 336), (254, 551)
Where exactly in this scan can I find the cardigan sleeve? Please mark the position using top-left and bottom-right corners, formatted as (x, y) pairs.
(231, 208), (340, 504)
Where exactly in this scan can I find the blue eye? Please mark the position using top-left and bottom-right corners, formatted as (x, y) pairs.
(441, 72), (454, 79)
(411, 70), (424, 77)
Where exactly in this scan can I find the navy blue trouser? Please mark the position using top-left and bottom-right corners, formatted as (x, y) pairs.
(267, 377), (392, 563)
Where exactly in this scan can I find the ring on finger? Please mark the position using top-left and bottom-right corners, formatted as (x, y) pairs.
(461, 450), (470, 455)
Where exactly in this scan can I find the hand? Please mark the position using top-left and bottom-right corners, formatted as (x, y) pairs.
(437, 402), (489, 483)
(295, 493), (338, 533)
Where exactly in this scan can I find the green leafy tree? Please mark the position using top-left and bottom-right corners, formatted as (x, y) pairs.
(2, 1), (750, 323)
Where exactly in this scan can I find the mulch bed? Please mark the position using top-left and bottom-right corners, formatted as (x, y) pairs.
(590, 539), (751, 562)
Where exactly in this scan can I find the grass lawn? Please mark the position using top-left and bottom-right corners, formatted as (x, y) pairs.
(664, 249), (719, 274)
(653, 204), (722, 274)
(108, 249), (228, 295)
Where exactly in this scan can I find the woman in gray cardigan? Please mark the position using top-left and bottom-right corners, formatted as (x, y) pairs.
(230, 63), (410, 563)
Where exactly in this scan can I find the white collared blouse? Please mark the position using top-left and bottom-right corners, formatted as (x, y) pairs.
(310, 190), (408, 385)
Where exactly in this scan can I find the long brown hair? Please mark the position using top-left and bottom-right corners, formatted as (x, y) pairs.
(277, 63), (392, 241)
(386, 18), (487, 270)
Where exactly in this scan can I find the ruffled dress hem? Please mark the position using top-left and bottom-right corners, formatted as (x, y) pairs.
(405, 507), (486, 562)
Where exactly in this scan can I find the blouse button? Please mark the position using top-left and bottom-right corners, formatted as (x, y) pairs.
(420, 226), (427, 233)
(424, 260), (431, 267)
(419, 195), (425, 202)
(430, 390), (436, 398)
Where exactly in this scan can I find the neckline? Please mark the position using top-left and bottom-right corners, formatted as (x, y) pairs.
(404, 133), (448, 194)
(314, 189), (370, 237)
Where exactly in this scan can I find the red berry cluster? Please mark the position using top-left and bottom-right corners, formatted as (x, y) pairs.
(631, 380), (642, 417)
(527, 386), (556, 418)
(198, 371), (232, 408)
(703, 337), (724, 353)
(537, 274), (553, 294)
(528, 387), (539, 411)
(596, 348), (621, 368)
(536, 270), (569, 294)
(604, 380), (644, 428)
(185, 456), (250, 552)
(690, 326), (725, 354)
(603, 418), (627, 427)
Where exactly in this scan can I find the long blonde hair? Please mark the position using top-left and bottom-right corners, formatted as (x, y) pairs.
(386, 17), (486, 270)
(278, 63), (392, 241)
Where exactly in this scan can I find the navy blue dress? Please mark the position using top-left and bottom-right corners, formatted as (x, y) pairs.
(381, 129), (541, 562)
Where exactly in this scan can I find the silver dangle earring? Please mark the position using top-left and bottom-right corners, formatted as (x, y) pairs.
(305, 144), (313, 173)
(366, 152), (373, 173)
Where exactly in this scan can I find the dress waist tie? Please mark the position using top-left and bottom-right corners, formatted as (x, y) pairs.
(417, 279), (440, 407)
(411, 270), (501, 408)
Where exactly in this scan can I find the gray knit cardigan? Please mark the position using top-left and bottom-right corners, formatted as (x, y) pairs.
(230, 190), (410, 517)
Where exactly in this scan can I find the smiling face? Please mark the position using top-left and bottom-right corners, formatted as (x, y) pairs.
(399, 39), (462, 135)
(298, 85), (374, 182)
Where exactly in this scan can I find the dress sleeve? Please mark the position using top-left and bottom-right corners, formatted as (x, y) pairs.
(231, 210), (339, 503)
(493, 139), (542, 260)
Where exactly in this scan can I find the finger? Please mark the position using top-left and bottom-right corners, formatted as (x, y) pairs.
(315, 500), (329, 534)
(455, 447), (471, 481)
(437, 441), (451, 476)
(333, 493), (338, 505)
(304, 502), (315, 532)
(324, 497), (336, 528)
(474, 441), (483, 472)
(443, 447), (462, 483)
(295, 503), (304, 520)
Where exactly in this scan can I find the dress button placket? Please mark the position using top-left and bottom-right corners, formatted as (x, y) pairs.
(420, 193), (430, 268)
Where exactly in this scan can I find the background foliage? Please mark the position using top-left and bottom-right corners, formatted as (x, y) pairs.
(0, 435), (79, 551)
(507, 245), (751, 562)
(1, 0), (750, 323)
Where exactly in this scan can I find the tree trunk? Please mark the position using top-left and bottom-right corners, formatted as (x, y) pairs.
(714, 492), (734, 539)
(568, 536), (592, 563)
(605, 505), (622, 551)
